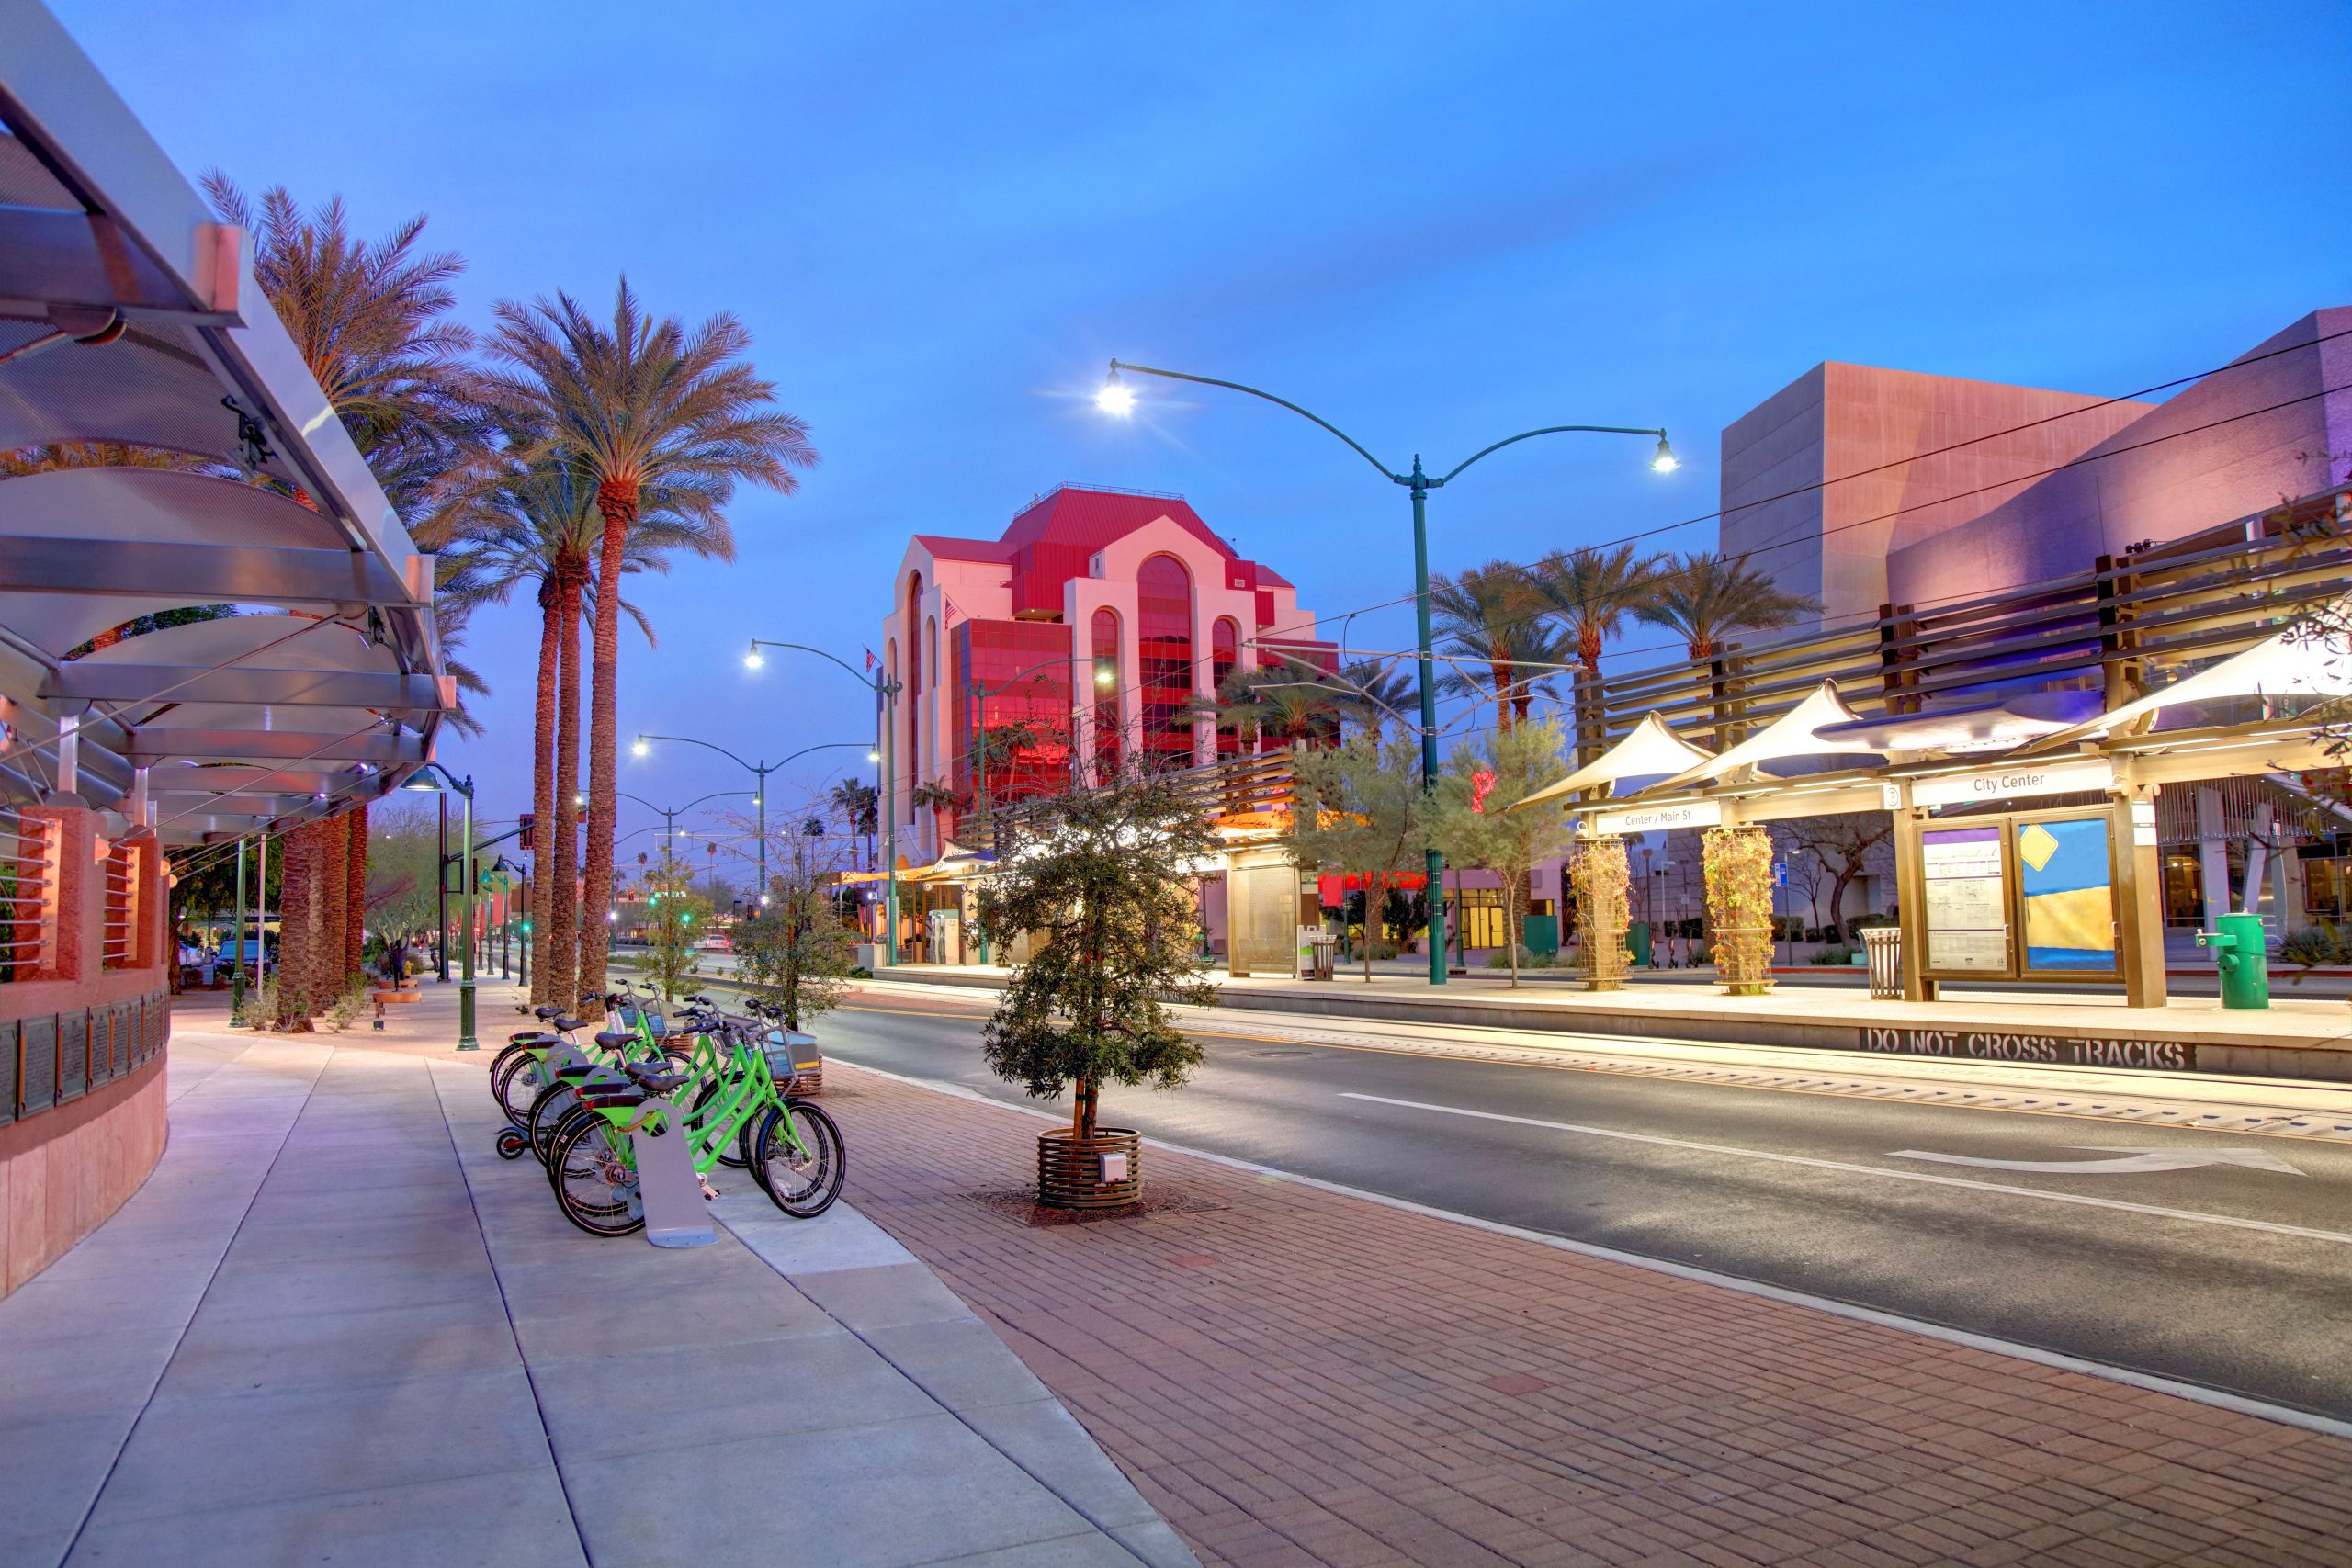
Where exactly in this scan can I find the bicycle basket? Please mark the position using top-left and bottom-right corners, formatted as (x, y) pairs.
(763, 1028), (821, 1079)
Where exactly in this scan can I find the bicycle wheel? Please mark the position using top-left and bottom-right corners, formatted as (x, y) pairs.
(526, 1079), (581, 1167)
(548, 1116), (644, 1237)
(542, 1102), (603, 1193)
(492, 1047), (545, 1128)
(752, 1100), (845, 1218)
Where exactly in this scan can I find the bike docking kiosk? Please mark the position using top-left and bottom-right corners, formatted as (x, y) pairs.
(626, 1099), (718, 1248)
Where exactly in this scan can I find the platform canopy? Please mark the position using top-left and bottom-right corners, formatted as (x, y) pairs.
(1653, 680), (1877, 790)
(0, 6), (453, 845)
(1512, 713), (1713, 813)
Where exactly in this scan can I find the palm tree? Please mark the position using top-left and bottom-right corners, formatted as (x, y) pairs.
(482, 280), (817, 1014)
(1430, 561), (1556, 730)
(438, 449), (729, 1005)
(829, 780), (879, 871)
(1527, 545), (1663, 761)
(1634, 552), (1820, 660)
(201, 177), (483, 516)
(1196, 666), (1346, 751)
(199, 175), (483, 1013)
(1336, 658), (1417, 740)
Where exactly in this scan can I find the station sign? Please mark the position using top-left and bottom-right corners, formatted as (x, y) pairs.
(1589, 799), (1722, 836)
(1909, 759), (2113, 809)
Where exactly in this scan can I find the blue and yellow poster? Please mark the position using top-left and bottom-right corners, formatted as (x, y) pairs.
(2018, 816), (2115, 972)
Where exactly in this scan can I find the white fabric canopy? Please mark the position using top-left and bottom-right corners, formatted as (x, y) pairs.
(1512, 713), (1713, 813)
(1653, 680), (1875, 789)
(2030, 608), (2352, 749)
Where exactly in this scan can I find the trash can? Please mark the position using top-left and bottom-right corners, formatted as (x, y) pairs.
(1297, 927), (1338, 980)
(2198, 913), (2271, 1010)
(1626, 920), (1653, 967)
(1522, 913), (1560, 957)
(1861, 926), (1902, 1000)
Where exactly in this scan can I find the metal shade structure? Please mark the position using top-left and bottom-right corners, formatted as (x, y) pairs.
(2019, 605), (2352, 752)
(1652, 680), (1877, 790)
(0, 2), (453, 842)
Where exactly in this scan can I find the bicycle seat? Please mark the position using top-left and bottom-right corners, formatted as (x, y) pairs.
(594, 1031), (634, 1048)
(553, 1017), (582, 1032)
(535, 1005), (560, 1021)
(510, 1032), (559, 1047)
(624, 1067), (688, 1093)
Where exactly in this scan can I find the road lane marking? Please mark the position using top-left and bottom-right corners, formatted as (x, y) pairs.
(831, 1055), (2352, 1443)
(1891, 1146), (2306, 1176)
(1337, 1091), (2352, 1246)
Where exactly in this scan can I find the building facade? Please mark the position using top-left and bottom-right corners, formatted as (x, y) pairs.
(880, 483), (1333, 874)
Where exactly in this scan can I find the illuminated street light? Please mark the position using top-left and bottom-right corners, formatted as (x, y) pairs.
(1095, 365), (1136, 417)
(743, 645), (765, 670)
(630, 739), (650, 758)
(1651, 435), (1679, 473)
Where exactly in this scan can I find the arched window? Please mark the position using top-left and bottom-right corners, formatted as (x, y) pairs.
(1211, 617), (1241, 757)
(905, 573), (923, 790)
(1136, 555), (1193, 766)
(1091, 606), (1121, 774)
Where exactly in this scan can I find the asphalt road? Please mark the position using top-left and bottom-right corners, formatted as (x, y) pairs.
(818, 991), (2352, 1423)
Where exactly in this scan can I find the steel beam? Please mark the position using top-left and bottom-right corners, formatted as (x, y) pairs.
(43, 662), (437, 709)
(0, 535), (409, 605)
(0, 205), (236, 322)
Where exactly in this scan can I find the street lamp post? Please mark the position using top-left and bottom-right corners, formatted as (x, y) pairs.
(628, 739), (870, 905)
(1097, 358), (1675, 986)
(402, 764), (478, 1049)
(743, 640), (902, 963)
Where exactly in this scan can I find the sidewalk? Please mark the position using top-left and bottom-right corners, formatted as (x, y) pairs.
(876, 964), (2352, 1082)
(0, 986), (1193, 1568)
(823, 1060), (2352, 1568)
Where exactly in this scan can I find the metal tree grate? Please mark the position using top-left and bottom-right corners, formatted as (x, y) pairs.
(1, 808), (56, 983)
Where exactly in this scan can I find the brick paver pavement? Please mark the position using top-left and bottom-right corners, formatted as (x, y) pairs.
(821, 1061), (2352, 1568)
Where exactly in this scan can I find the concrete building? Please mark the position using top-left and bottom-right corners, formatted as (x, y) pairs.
(877, 485), (1333, 959)
(1723, 308), (2352, 630)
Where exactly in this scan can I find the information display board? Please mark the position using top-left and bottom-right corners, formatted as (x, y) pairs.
(2017, 813), (2118, 975)
(1921, 826), (2008, 973)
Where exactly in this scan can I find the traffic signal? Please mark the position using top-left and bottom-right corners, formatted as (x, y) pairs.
(517, 812), (536, 851)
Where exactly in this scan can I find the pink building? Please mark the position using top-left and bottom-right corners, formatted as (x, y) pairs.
(881, 485), (1332, 869)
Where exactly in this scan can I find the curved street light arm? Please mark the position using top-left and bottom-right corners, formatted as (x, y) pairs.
(1111, 360), (1400, 486)
(747, 638), (895, 694)
(1435, 424), (1667, 487)
(636, 732), (760, 775)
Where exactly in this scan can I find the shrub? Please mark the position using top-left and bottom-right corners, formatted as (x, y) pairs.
(1808, 945), (1854, 966)
(2278, 927), (2346, 976)
(322, 978), (372, 1033)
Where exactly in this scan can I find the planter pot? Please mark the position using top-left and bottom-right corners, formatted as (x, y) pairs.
(1036, 1127), (1142, 1210)
(370, 988), (421, 1005)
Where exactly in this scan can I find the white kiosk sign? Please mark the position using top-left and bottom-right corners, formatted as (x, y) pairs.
(1590, 800), (1723, 836)
(1921, 826), (2008, 972)
(1912, 759), (2113, 809)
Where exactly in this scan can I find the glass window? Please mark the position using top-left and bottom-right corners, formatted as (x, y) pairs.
(953, 620), (1073, 804)
(1091, 607), (1120, 774)
(1136, 555), (1193, 767)
(1211, 617), (1241, 759)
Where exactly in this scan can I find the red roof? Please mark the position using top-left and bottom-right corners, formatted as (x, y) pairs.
(1001, 486), (1237, 562)
(912, 535), (1015, 564)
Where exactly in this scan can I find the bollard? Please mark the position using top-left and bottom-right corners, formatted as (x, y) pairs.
(2196, 912), (2271, 1010)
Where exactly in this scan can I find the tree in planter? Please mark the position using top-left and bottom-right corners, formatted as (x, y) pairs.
(1286, 732), (1431, 982)
(975, 761), (1218, 1206)
(1566, 836), (1632, 990)
(1703, 823), (1775, 995)
(1430, 716), (1575, 987)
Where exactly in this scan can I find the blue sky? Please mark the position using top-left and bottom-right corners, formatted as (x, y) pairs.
(51, 0), (2352, 844)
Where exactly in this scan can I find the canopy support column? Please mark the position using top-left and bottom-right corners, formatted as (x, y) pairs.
(1889, 781), (1939, 1002)
(2109, 765), (2166, 1009)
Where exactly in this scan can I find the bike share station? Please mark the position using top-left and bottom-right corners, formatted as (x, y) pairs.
(1515, 609), (2352, 1082)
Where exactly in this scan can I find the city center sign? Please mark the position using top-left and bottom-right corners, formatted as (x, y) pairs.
(1902, 759), (2114, 810)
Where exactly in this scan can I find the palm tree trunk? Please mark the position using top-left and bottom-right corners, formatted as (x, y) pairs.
(277, 821), (321, 1028)
(344, 801), (368, 984)
(530, 581), (560, 1006)
(579, 485), (633, 1019)
(548, 568), (585, 1012)
(1489, 658), (1514, 733)
(321, 812), (350, 998)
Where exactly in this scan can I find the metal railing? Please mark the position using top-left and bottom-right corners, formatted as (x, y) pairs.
(1, 807), (56, 984)
(1581, 480), (2352, 754)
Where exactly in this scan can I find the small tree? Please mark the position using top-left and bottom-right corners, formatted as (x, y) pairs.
(1286, 732), (1431, 981)
(640, 846), (709, 1001)
(1769, 813), (1893, 941)
(976, 761), (1217, 1150)
(1430, 716), (1575, 987)
(735, 818), (857, 1029)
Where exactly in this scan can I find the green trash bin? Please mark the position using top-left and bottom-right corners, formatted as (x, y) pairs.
(2197, 913), (2270, 1010)
(1626, 920), (1653, 967)
(1522, 913), (1559, 957)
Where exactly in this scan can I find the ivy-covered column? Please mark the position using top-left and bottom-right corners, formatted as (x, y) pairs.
(1703, 824), (1774, 996)
(1567, 834), (1630, 991)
